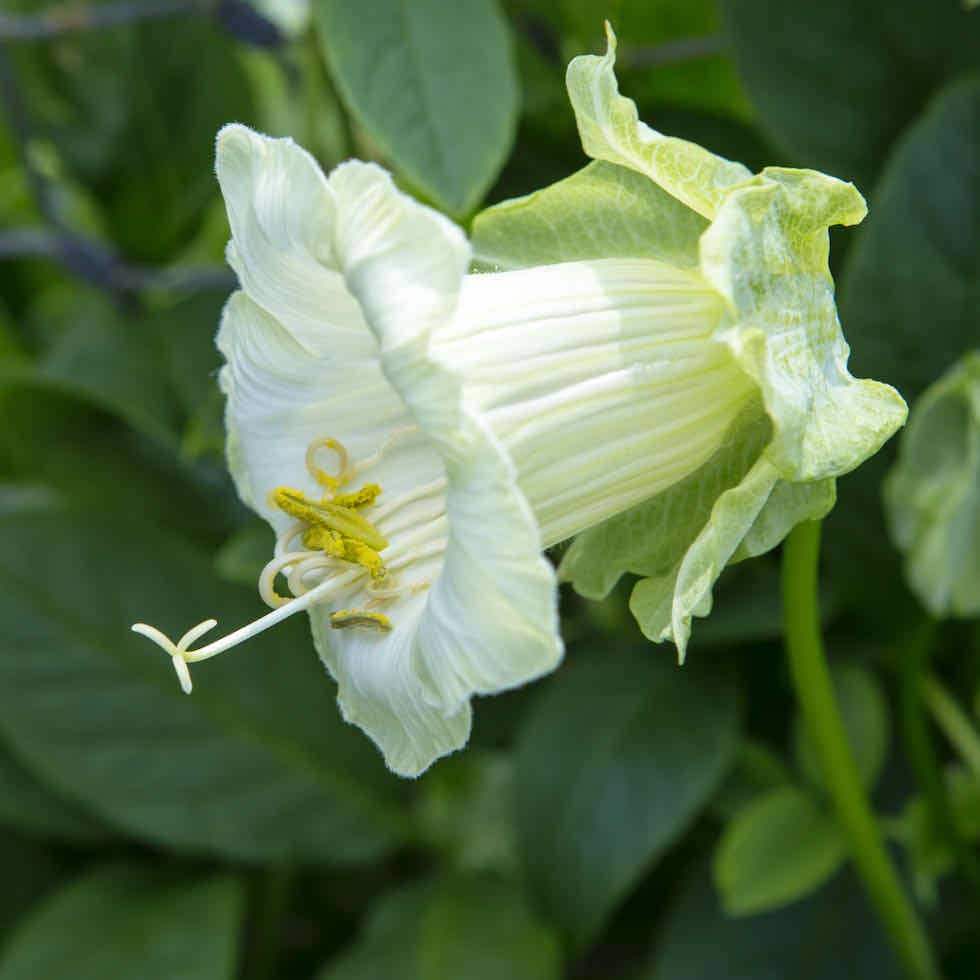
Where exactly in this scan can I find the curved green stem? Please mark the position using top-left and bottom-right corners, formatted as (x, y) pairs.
(900, 624), (980, 892)
(923, 675), (980, 777)
(782, 521), (940, 980)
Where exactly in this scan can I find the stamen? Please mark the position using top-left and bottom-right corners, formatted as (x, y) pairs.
(370, 476), (446, 526)
(305, 437), (350, 490)
(272, 487), (389, 551)
(347, 425), (418, 479)
(385, 539), (447, 573)
(258, 548), (323, 607)
(286, 554), (337, 597)
(273, 522), (307, 559)
(366, 580), (430, 601)
(329, 609), (392, 632)
(331, 483), (382, 509)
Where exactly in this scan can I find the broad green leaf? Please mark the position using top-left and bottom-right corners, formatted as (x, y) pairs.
(720, 0), (980, 189)
(0, 385), (244, 543)
(514, 648), (739, 946)
(316, 875), (561, 980)
(0, 866), (243, 980)
(315, 0), (518, 217)
(0, 500), (407, 863)
(828, 80), (980, 622)
(17, 286), (179, 446)
(714, 786), (846, 915)
(98, 21), (256, 261)
(0, 743), (108, 843)
(645, 861), (902, 979)
(884, 352), (980, 618)
(842, 79), (980, 408)
(794, 661), (890, 792)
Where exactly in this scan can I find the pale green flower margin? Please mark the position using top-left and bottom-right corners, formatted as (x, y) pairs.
(472, 25), (907, 658)
(885, 351), (980, 618)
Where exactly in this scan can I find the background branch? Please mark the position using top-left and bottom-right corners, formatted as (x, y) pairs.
(0, 227), (235, 295)
(0, 0), (214, 42)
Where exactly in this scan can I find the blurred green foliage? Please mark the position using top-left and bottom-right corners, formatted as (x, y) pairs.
(0, 0), (978, 977)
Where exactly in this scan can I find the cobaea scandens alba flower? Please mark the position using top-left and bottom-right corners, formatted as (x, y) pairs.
(132, 25), (905, 777)
(474, 24), (908, 656)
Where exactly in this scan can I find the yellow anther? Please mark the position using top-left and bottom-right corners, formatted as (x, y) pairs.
(272, 487), (389, 552)
(331, 483), (382, 509)
(329, 609), (392, 632)
(341, 540), (387, 582)
(305, 437), (350, 491)
(303, 527), (387, 582)
(302, 525), (345, 557)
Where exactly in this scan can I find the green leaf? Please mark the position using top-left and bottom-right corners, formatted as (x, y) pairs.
(892, 766), (980, 902)
(0, 833), (60, 936)
(608, 0), (753, 120)
(0, 500), (408, 863)
(315, 0), (518, 216)
(0, 866), (244, 980)
(711, 737), (791, 819)
(0, 385), (244, 543)
(316, 875), (561, 980)
(0, 742), (108, 843)
(415, 750), (519, 874)
(100, 21), (256, 261)
(794, 661), (890, 791)
(842, 79), (980, 408)
(720, 0), (980, 189)
(18, 286), (180, 446)
(214, 522), (276, 589)
(884, 352), (980, 618)
(645, 861), (903, 979)
(825, 81), (980, 622)
(714, 786), (846, 915)
(12, 19), (256, 260)
(514, 648), (739, 946)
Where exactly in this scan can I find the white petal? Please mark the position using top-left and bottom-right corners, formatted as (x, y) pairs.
(217, 291), (424, 529)
(328, 161), (471, 351)
(215, 123), (368, 357)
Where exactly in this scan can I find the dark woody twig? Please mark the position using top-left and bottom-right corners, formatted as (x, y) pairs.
(0, 226), (235, 295)
(0, 0), (214, 42)
(626, 35), (724, 68)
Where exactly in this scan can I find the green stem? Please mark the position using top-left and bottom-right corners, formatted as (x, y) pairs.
(899, 623), (980, 890)
(924, 675), (980, 777)
(782, 521), (940, 980)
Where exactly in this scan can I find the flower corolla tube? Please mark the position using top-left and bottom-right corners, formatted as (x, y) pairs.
(133, 25), (906, 776)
